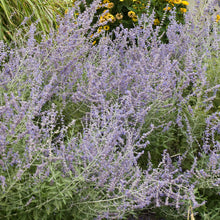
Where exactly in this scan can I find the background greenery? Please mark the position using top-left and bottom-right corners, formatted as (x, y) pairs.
(0, 0), (75, 43)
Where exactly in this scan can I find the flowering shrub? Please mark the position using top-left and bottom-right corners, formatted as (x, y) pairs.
(78, 0), (189, 44)
(0, 1), (220, 219)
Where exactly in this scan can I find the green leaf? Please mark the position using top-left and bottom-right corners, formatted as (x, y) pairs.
(45, 204), (51, 215)
(33, 209), (39, 220)
(53, 199), (62, 210)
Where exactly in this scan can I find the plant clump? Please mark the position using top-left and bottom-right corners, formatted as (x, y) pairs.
(78, 0), (189, 44)
(0, 0), (220, 219)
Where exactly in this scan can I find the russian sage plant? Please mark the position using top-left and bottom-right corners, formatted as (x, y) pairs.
(0, 0), (220, 219)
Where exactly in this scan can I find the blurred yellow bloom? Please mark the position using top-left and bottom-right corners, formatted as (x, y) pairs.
(128, 11), (136, 18)
(92, 41), (96, 45)
(106, 2), (114, 9)
(154, 19), (160, 25)
(116, 13), (123, 20)
(216, 14), (220, 22)
(181, 1), (189, 5)
(97, 26), (103, 33)
(173, 0), (182, 4)
(103, 25), (110, 31)
(163, 7), (172, 11)
(65, 9), (68, 14)
(180, 8), (187, 13)
(103, 0), (110, 3)
(120, 0), (124, 1)
(99, 16), (106, 23)
(111, 16), (116, 23)
(104, 13), (115, 22)
(132, 16), (138, 22)
(97, 4), (102, 9)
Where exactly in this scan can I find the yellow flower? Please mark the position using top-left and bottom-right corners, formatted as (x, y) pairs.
(65, 9), (68, 14)
(120, 0), (124, 1)
(163, 6), (172, 11)
(216, 14), (220, 22)
(99, 16), (106, 23)
(92, 41), (96, 45)
(173, 0), (182, 4)
(132, 15), (138, 22)
(181, 1), (189, 5)
(106, 2), (114, 9)
(111, 16), (116, 23)
(97, 4), (102, 9)
(154, 19), (160, 25)
(97, 26), (103, 33)
(180, 8), (187, 13)
(103, 13), (115, 22)
(106, 13), (114, 19)
(103, 25), (110, 31)
(132, 18), (138, 22)
(116, 13), (123, 20)
(128, 11), (136, 18)
(103, 0), (110, 3)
